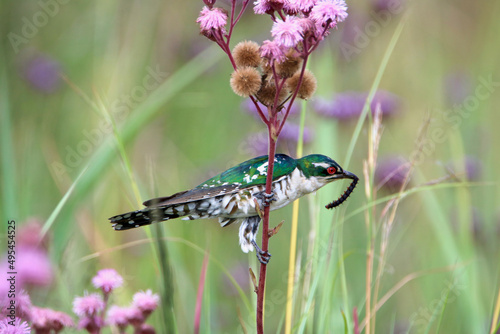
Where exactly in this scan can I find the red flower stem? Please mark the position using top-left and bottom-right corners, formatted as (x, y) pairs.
(256, 116), (277, 334)
(250, 95), (269, 125)
(226, 0), (237, 45)
(233, 0), (251, 29)
(277, 54), (309, 135)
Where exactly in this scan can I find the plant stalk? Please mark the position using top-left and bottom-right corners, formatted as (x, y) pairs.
(256, 120), (278, 334)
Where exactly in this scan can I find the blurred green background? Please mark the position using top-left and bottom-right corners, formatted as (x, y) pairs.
(1, 0), (499, 333)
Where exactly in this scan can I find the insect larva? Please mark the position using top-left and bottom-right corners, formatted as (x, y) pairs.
(325, 176), (359, 209)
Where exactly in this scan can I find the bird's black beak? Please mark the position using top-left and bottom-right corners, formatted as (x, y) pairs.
(330, 170), (359, 181)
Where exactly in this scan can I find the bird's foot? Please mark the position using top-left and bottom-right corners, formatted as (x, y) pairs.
(255, 191), (276, 208)
(251, 240), (271, 265)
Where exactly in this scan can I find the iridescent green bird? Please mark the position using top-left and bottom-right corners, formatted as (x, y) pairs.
(109, 154), (358, 264)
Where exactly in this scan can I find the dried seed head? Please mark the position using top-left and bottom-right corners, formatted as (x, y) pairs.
(256, 81), (276, 106)
(276, 49), (302, 78)
(230, 67), (262, 97)
(261, 60), (273, 75)
(287, 69), (317, 100)
(256, 79), (289, 107)
(233, 41), (261, 68)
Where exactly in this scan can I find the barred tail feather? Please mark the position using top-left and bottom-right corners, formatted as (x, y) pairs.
(109, 207), (180, 231)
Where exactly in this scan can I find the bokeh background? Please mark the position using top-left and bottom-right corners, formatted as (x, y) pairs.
(1, 0), (499, 333)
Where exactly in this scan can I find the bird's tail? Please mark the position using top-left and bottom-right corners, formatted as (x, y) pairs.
(109, 206), (180, 231)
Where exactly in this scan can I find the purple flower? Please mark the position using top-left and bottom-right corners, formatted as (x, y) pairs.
(1, 290), (32, 321)
(136, 323), (156, 334)
(260, 40), (287, 63)
(126, 306), (145, 327)
(9, 246), (53, 287)
(77, 315), (105, 333)
(254, 0), (285, 15)
(22, 55), (61, 93)
(16, 291), (32, 321)
(73, 295), (104, 333)
(284, 0), (317, 14)
(313, 93), (363, 120)
(107, 305), (131, 329)
(242, 99), (267, 120)
(31, 307), (74, 333)
(30, 307), (51, 332)
(463, 156), (482, 181)
(313, 90), (400, 121)
(374, 156), (411, 191)
(92, 268), (123, 294)
(73, 293), (105, 317)
(17, 218), (47, 249)
(372, 0), (404, 13)
(447, 156), (482, 181)
(241, 132), (269, 156)
(196, 6), (228, 33)
(280, 102), (301, 118)
(0, 220), (53, 298)
(279, 122), (313, 144)
(296, 17), (317, 35)
(339, 13), (366, 51)
(310, 0), (348, 29)
(371, 90), (400, 116)
(0, 318), (31, 334)
(202, 0), (216, 7)
(132, 290), (160, 315)
(271, 17), (304, 48)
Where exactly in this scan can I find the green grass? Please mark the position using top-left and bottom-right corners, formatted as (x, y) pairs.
(1, 0), (499, 333)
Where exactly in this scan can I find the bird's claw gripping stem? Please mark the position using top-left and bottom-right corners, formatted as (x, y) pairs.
(255, 191), (276, 208)
(251, 240), (271, 264)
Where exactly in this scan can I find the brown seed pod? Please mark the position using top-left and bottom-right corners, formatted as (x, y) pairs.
(256, 78), (289, 107)
(256, 80), (276, 106)
(287, 69), (317, 100)
(261, 60), (273, 75)
(233, 41), (261, 68)
(276, 49), (302, 78)
(230, 67), (262, 97)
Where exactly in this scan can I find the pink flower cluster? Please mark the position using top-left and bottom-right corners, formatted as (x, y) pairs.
(196, 5), (228, 41)
(263, 0), (348, 62)
(92, 268), (124, 295)
(1, 290), (74, 334)
(0, 221), (159, 334)
(0, 219), (53, 297)
(73, 269), (160, 333)
(106, 290), (160, 333)
(0, 317), (31, 334)
(196, 0), (348, 64)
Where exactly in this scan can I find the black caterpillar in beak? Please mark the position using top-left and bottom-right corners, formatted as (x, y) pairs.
(325, 174), (359, 209)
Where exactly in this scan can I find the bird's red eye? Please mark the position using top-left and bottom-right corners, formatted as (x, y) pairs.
(327, 167), (336, 175)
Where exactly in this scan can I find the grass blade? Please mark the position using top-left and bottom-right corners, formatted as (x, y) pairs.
(194, 251), (210, 334)
(40, 165), (89, 238)
(0, 60), (18, 221)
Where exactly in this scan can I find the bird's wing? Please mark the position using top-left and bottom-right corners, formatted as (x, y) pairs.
(142, 184), (240, 207)
(197, 154), (297, 189)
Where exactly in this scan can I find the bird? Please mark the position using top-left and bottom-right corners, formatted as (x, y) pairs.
(109, 154), (358, 264)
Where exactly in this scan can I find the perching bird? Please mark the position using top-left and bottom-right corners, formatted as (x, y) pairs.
(109, 154), (358, 264)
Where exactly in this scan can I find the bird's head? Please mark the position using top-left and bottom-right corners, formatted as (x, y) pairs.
(297, 154), (358, 186)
